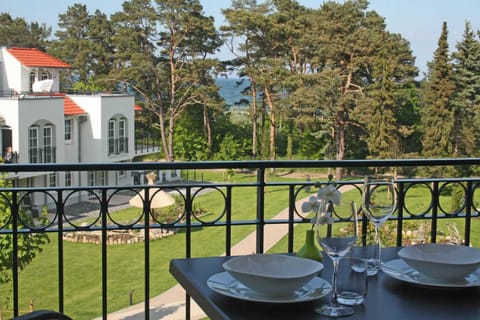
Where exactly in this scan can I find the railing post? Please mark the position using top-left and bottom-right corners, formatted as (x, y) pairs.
(288, 185), (296, 254)
(101, 190), (108, 320)
(57, 190), (65, 314)
(225, 186), (232, 256)
(144, 186), (151, 320)
(256, 168), (265, 253)
(396, 181), (404, 247)
(431, 181), (439, 243)
(12, 191), (19, 317)
(185, 186), (192, 320)
(464, 181), (473, 246)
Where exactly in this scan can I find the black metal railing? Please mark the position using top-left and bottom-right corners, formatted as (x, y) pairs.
(1, 159), (480, 319)
(134, 134), (161, 155)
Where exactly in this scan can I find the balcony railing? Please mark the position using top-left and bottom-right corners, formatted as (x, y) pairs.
(1, 159), (480, 319)
(134, 134), (161, 155)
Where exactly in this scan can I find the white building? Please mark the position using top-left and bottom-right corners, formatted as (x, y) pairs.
(0, 47), (177, 210)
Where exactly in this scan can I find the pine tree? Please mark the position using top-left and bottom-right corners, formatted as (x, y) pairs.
(451, 21), (480, 157)
(0, 13), (50, 50)
(421, 22), (456, 162)
(109, 0), (223, 162)
(49, 4), (115, 89)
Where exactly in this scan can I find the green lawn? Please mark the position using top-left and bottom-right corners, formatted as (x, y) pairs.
(0, 171), (311, 319)
(1, 172), (479, 319)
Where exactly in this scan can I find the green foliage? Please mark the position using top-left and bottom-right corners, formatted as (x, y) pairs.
(214, 133), (247, 160)
(71, 81), (104, 93)
(48, 4), (115, 89)
(0, 13), (50, 49)
(0, 178), (50, 285)
(10, 0), (479, 163)
(421, 22), (456, 164)
(451, 21), (480, 158)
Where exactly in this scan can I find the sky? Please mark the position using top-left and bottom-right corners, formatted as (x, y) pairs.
(1, 0), (479, 76)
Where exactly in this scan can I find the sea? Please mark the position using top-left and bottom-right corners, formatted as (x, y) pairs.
(215, 77), (252, 108)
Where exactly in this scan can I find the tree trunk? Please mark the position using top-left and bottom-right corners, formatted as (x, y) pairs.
(167, 114), (175, 162)
(335, 108), (346, 180)
(203, 105), (213, 157)
(251, 78), (258, 159)
(264, 85), (276, 161)
(157, 109), (170, 162)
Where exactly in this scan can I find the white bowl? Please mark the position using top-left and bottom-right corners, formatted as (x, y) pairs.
(398, 244), (480, 281)
(223, 254), (323, 297)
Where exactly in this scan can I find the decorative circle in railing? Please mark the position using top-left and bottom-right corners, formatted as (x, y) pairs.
(18, 191), (57, 230)
(191, 186), (226, 224)
(403, 182), (433, 217)
(472, 183), (480, 214)
(149, 187), (185, 226)
(293, 182), (363, 221)
(294, 184), (317, 220)
(438, 182), (466, 216)
(107, 189), (144, 227)
(63, 190), (101, 228)
(336, 183), (363, 221)
(0, 191), (12, 229)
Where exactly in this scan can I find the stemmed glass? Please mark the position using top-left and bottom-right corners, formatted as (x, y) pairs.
(362, 175), (397, 276)
(315, 200), (358, 317)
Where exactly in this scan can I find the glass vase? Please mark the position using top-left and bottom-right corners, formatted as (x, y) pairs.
(297, 229), (322, 261)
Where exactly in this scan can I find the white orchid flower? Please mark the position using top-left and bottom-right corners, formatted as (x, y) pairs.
(301, 196), (320, 213)
(317, 211), (334, 225)
(302, 181), (341, 226)
(316, 184), (341, 206)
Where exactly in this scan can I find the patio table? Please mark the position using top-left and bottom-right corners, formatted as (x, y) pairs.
(169, 247), (480, 320)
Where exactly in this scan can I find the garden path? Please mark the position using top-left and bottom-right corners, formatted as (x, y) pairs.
(98, 185), (356, 320)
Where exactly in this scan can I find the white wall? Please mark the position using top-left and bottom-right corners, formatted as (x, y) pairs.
(17, 97), (66, 163)
(63, 116), (85, 163)
(0, 48), (23, 93)
(70, 94), (135, 163)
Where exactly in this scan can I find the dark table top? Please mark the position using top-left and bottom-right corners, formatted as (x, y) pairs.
(169, 248), (480, 320)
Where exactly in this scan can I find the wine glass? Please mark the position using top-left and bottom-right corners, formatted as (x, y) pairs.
(315, 200), (358, 317)
(362, 175), (396, 276)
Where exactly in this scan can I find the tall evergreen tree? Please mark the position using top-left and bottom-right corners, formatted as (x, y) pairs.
(421, 22), (456, 162)
(308, 0), (416, 177)
(354, 31), (418, 159)
(49, 4), (114, 89)
(451, 21), (480, 157)
(0, 13), (50, 50)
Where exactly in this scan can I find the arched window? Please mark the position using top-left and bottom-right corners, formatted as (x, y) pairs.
(118, 118), (127, 153)
(41, 71), (50, 80)
(108, 116), (128, 156)
(29, 122), (56, 163)
(108, 119), (116, 154)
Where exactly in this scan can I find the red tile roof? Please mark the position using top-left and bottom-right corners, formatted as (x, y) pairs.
(7, 47), (70, 68)
(64, 96), (86, 115)
(64, 96), (138, 115)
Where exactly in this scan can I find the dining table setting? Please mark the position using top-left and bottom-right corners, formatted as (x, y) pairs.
(169, 245), (480, 320)
(170, 176), (480, 319)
